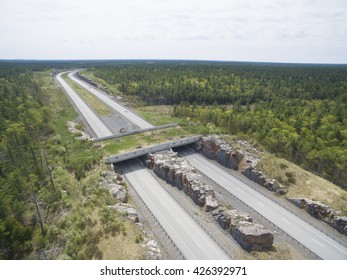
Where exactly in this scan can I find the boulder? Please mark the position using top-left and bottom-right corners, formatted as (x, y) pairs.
(212, 208), (252, 229)
(231, 222), (274, 251)
(201, 135), (220, 160)
(216, 147), (232, 167)
(288, 197), (346, 236)
(114, 173), (123, 182)
(200, 135), (244, 170)
(242, 166), (267, 187)
(109, 203), (139, 223)
(146, 240), (162, 260)
(287, 198), (305, 208)
(109, 183), (127, 203)
(229, 151), (245, 170)
(287, 198), (339, 219)
(147, 150), (218, 211)
(328, 216), (347, 235)
(99, 170), (128, 202)
(211, 208), (273, 251)
(305, 200), (337, 219)
(205, 196), (219, 212)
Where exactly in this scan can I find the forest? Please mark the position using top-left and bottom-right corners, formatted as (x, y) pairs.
(0, 62), (131, 259)
(91, 62), (347, 188)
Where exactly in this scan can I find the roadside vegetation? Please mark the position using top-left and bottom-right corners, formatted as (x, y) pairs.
(257, 154), (347, 215)
(0, 64), (145, 260)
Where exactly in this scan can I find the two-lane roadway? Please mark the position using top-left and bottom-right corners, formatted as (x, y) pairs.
(181, 148), (347, 260)
(56, 72), (113, 138)
(122, 160), (230, 260)
(69, 72), (153, 129)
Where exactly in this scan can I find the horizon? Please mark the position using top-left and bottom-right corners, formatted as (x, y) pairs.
(1, 58), (347, 66)
(1, 0), (346, 64)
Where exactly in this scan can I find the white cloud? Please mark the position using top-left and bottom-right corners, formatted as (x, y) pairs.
(0, 0), (346, 62)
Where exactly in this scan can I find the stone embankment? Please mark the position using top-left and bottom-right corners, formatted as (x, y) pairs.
(197, 135), (245, 170)
(146, 150), (274, 251)
(100, 170), (128, 203)
(146, 150), (218, 211)
(76, 72), (111, 94)
(196, 135), (286, 195)
(288, 198), (347, 236)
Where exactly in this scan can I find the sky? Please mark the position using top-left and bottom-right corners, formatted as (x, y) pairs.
(0, 0), (346, 63)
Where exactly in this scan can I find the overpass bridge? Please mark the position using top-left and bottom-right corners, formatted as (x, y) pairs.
(94, 123), (178, 142)
(104, 135), (201, 164)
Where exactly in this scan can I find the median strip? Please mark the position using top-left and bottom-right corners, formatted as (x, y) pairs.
(62, 73), (113, 116)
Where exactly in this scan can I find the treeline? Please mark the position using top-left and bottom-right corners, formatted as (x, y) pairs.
(92, 62), (347, 188)
(0, 65), (52, 258)
(0, 63), (114, 259)
(174, 100), (346, 188)
(92, 62), (347, 105)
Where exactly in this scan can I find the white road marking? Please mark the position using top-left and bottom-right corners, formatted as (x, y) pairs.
(280, 217), (292, 225)
(312, 238), (325, 248)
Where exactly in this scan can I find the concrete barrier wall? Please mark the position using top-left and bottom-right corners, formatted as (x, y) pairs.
(104, 135), (202, 164)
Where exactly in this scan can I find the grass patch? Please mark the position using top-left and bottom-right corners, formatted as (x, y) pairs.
(62, 74), (113, 116)
(248, 243), (308, 260)
(44, 75), (79, 139)
(103, 136), (141, 154)
(258, 154), (347, 215)
(135, 105), (183, 126)
(102, 127), (193, 156)
(98, 223), (146, 260)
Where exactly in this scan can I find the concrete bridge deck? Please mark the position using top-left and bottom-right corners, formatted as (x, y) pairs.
(104, 135), (202, 164)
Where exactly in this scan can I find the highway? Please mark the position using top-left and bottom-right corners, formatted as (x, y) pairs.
(56, 72), (113, 138)
(180, 149), (347, 260)
(57, 71), (229, 259)
(59, 70), (347, 259)
(68, 72), (153, 129)
(122, 160), (230, 260)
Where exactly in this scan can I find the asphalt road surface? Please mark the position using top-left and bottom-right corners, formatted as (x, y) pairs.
(122, 160), (230, 260)
(56, 72), (113, 138)
(69, 72), (153, 129)
(181, 149), (347, 260)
